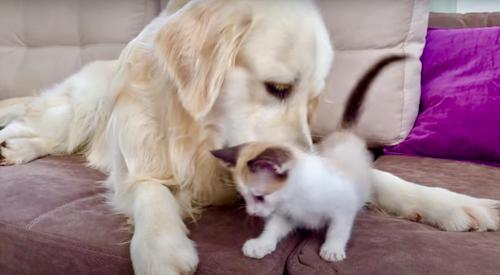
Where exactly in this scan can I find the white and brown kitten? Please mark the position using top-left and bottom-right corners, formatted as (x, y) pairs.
(211, 56), (406, 262)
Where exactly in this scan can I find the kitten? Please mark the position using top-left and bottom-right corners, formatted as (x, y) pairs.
(211, 55), (406, 262)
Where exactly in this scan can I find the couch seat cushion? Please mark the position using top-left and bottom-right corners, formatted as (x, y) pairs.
(190, 207), (302, 275)
(0, 156), (300, 275)
(0, 156), (133, 275)
(286, 155), (500, 275)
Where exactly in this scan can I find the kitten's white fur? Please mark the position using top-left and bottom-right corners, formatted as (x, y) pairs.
(241, 131), (372, 262)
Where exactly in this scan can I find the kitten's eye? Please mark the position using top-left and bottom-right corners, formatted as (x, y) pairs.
(264, 82), (293, 100)
(254, 195), (265, 202)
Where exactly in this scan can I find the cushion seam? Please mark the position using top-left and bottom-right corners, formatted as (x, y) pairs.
(285, 235), (339, 274)
(397, 0), (416, 146)
(25, 193), (102, 230)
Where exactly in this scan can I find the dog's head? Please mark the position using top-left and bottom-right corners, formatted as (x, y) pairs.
(157, 0), (333, 150)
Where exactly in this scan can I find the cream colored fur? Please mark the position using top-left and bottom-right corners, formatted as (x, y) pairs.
(0, 60), (116, 165)
(0, 0), (498, 274)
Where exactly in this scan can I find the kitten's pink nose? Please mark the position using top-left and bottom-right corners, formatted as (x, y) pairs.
(246, 207), (258, 217)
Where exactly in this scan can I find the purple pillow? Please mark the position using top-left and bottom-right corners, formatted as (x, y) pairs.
(384, 27), (500, 166)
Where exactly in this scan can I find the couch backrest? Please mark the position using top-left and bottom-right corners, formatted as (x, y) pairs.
(312, 0), (429, 146)
(0, 0), (162, 99)
(429, 12), (500, 28)
(0, 0), (427, 147)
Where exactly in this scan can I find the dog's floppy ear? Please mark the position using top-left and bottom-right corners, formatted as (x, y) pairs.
(156, 0), (253, 120)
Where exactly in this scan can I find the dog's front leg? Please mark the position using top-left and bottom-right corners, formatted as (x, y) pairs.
(370, 168), (499, 232)
(127, 181), (198, 275)
(109, 161), (199, 275)
(107, 97), (198, 275)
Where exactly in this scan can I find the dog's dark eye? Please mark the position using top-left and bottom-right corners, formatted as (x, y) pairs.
(254, 195), (265, 202)
(264, 82), (293, 100)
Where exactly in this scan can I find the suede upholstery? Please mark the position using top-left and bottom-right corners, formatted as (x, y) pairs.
(0, 157), (132, 275)
(1, 155), (499, 275)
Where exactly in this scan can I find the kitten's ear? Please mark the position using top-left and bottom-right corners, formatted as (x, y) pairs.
(248, 147), (292, 179)
(211, 145), (244, 168)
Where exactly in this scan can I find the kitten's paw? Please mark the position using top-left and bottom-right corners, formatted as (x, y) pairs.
(242, 238), (276, 259)
(320, 243), (346, 262)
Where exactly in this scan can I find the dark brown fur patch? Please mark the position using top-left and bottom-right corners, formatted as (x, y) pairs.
(211, 144), (246, 167)
(247, 147), (292, 180)
(238, 143), (294, 195)
(212, 143), (295, 195)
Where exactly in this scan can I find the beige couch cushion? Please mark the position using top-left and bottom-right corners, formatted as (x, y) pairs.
(312, 0), (429, 146)
(0, 0), (162, 99)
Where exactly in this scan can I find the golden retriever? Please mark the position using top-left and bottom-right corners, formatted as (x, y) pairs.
(0, 0), (498, 274)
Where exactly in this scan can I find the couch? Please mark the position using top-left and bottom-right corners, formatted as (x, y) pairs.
(1, 1), (499, 274)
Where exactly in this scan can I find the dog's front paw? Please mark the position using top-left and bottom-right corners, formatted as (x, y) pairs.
(131, 229), (198, 275)
(319, 243), (346, 262)
(0, 140), (39, 166)
(242, 238), (276, 259)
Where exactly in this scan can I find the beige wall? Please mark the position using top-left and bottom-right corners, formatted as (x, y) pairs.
(457, 0), (500, 12)
(429, 0), (457, 12)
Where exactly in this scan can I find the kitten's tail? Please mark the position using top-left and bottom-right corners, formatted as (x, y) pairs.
(341, 55), (407, 129)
